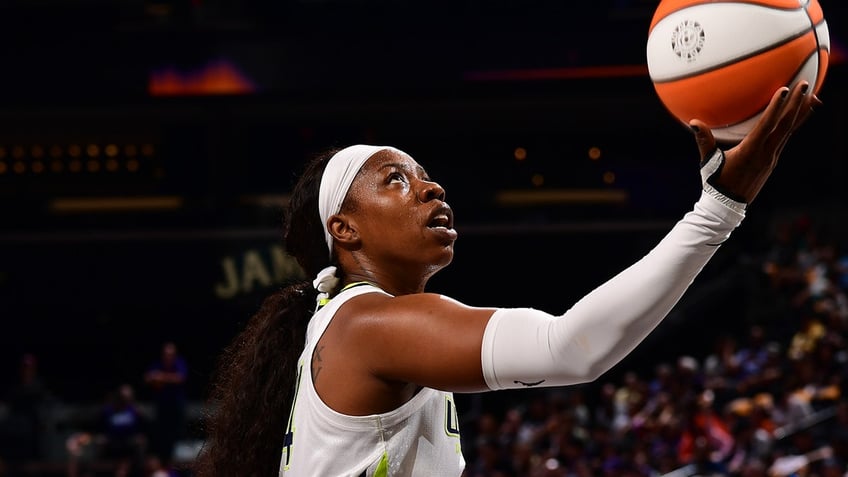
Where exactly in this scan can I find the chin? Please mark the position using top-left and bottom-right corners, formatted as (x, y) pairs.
(436, 247), (455, 267)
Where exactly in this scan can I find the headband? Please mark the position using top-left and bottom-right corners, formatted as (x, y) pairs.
(313, 144), (402, 305)
(318, 144), (402, 257)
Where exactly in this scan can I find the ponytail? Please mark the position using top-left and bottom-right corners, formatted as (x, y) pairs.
(193, 148), (337, 477)
(192, 281), (317, 477)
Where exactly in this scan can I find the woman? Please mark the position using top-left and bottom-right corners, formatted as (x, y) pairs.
(192, 82), (820, 477)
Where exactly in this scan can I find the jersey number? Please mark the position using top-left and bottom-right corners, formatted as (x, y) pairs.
(282, 363), (303, 470)
(445, 395), (460, 437)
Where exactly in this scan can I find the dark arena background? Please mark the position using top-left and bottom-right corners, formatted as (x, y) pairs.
(0, 1), (847, 476)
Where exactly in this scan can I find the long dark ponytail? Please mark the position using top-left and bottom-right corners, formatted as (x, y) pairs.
(192, 149), (339, 477)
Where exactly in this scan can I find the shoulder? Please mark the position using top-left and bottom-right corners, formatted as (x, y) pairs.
(334, 290), (494, 339)
(323, 290), (496, 390)
(340, 291), (471, 317)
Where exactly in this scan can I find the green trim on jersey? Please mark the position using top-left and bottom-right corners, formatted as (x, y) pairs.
(374, 451), (389, 477)
(317, 281), (378, 309)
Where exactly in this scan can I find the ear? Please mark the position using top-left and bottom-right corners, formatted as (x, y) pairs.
(327, 214), (360, 250)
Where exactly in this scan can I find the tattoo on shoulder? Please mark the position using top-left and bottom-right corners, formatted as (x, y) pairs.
(312, 345), (324, 383)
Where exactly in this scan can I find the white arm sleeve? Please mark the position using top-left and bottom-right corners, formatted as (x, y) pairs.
(480, 190), (745, 390)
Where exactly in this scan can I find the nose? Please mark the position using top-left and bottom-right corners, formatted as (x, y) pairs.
(418, 180), (446, 203)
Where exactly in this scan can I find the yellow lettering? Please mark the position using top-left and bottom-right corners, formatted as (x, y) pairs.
(215, 245), (303, 300)
(270, 245), (305, 282)
(213, 257), (240, 299)
(242, 250), (272, 293)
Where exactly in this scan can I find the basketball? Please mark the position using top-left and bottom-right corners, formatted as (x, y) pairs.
(646, 0), (830, 143)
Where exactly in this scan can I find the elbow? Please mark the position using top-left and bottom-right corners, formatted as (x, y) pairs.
(553, 359), (608, 385)
(565, 348), (625, 384)
(577, 365), (608, 384)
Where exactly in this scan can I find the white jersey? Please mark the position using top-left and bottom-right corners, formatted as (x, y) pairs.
(279, 283), (466, 477)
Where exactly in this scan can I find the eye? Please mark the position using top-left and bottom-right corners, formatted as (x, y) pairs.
(388, 171), (407, 184)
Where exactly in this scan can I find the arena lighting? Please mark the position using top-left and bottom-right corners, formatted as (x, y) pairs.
(463, 39), (846, 83)
(513, 147), (528, 161)
(588, 147), (602, 160)
(0, 142), (157, 175)
(464, 64), (649, 82)
(238, 194), (291, 208)
(49, 196), (184, 213)
(0, 158), (142, 175)
(148, 59), (258, 96)
(494, 188), (628, 206)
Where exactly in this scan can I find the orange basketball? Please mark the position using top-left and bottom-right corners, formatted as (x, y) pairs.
(646, 0), (830, 143)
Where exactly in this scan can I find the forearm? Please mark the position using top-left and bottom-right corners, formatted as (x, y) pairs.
(481, 191), (745, 390)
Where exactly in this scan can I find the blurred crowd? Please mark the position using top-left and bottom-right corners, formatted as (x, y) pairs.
(0, 343), (190, 477)
(1, 212), (847, 477)
(461, 213), (848, 477)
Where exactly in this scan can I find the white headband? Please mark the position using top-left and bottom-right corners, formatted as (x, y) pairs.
(313, 144), (401, 306)
(318, 144), (401, 258)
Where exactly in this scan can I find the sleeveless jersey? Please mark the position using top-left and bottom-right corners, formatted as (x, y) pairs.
(279, 283), (466, 477)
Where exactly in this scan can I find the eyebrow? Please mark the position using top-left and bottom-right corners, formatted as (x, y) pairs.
(379, 162), (429, 178)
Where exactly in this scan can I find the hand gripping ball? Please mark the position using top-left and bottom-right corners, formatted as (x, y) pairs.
(646, 0), (830, 143)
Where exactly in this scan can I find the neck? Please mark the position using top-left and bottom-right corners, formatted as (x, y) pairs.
(338, 251), (439, 296)
(343, 271), (428, 297)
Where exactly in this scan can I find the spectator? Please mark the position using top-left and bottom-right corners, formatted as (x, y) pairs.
(0, 353), (51, 465)
(455, 210), (846, 476)
(143, 454), (179, 477)
(677, 390), (735, 473)
(98, 384), (149, 477)
(143, 341), (188, 465)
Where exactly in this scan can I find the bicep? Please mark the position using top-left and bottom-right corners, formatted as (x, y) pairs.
(350, 294), (497, 393)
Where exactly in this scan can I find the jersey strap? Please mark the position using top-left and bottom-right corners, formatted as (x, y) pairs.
(317, 281), (379, 309)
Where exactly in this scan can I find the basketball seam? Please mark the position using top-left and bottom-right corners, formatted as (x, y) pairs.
(649, 1), (805, 34)
(651, 27), (815, 83)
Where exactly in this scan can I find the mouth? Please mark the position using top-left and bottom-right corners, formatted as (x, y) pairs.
(427, 205), (454, 231)
(426, 205), (458, 242)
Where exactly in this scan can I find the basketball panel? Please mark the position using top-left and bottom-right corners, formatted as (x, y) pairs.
(648, 3), (813, 81)
(653, 31), (819, 127)
(649, 0), (815, 32)
(712, 48), (825, 144)
(805, 0), (825, 25)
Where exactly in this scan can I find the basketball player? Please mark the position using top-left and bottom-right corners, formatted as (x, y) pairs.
(192, 81), (820, 477)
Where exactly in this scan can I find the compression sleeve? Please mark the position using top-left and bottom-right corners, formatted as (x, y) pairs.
(480, 190), (745, 390)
